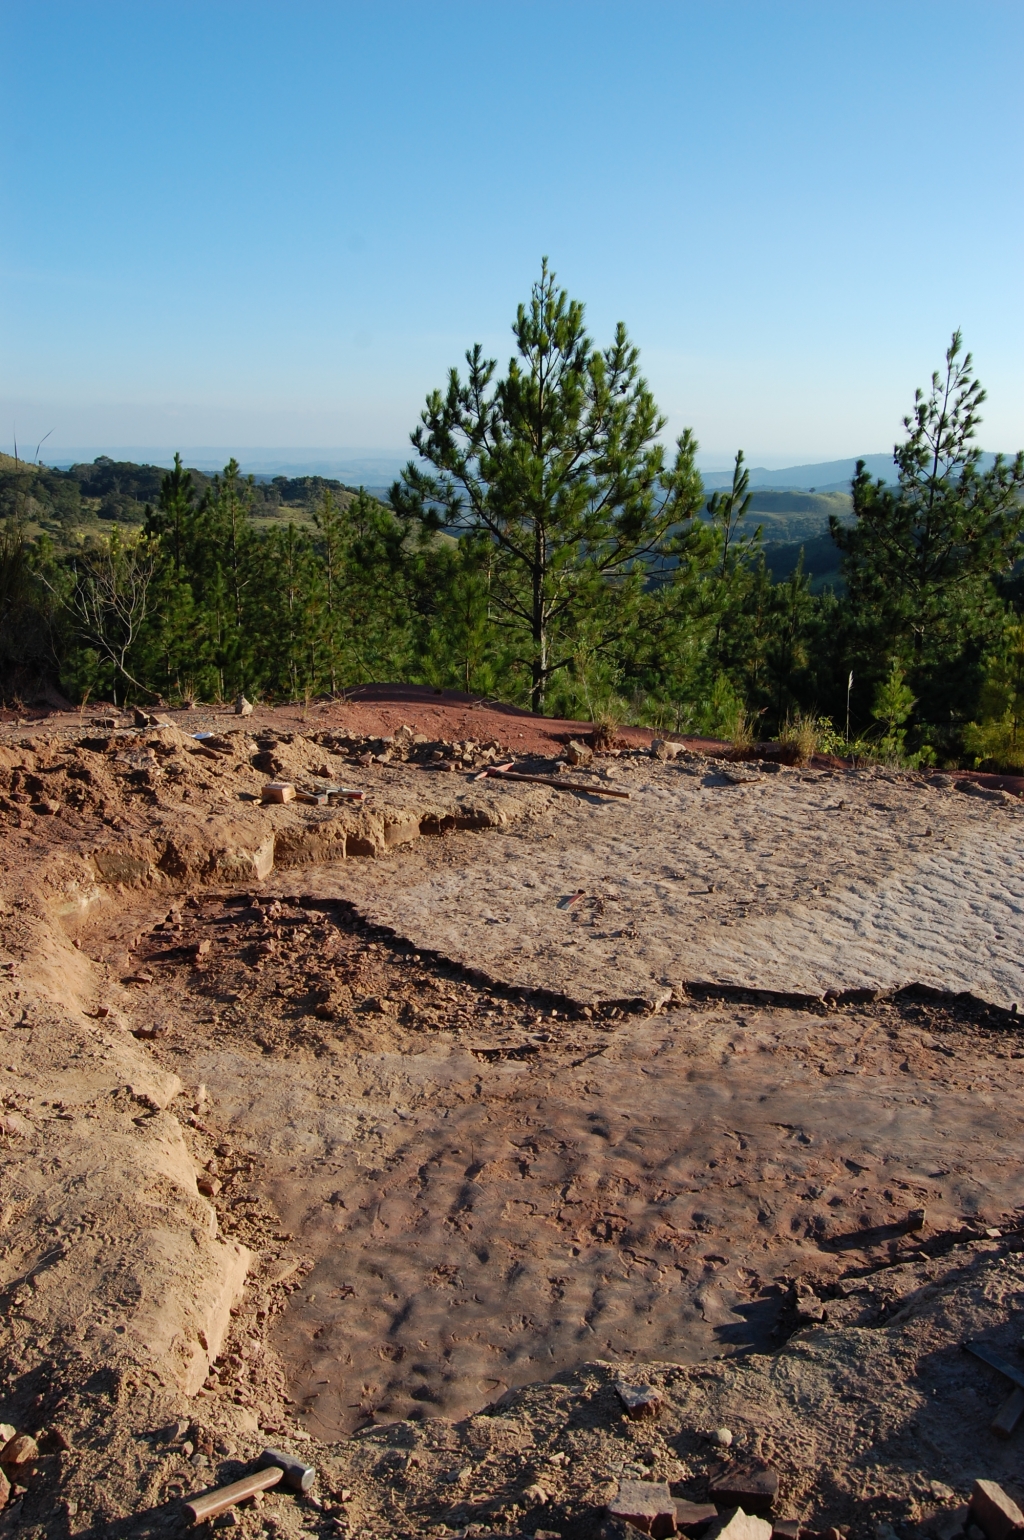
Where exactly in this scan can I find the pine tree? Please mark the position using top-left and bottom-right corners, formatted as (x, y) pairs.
(392, 260), (705, 713)
(832, 333), (1024, 745)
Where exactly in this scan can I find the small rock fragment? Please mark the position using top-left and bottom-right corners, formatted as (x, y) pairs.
(650, 739), (682, 761)
(0, 1427), (13, 1446)
(0, 1434), (38, 1475)
(792, 1284), (825, 1322)
(132, 1020), (171, 1040)
(523, 1483), (549, 1505)
(608, 1478), (677, 1538)
(197, 1175), (222, 1196)
(615, 1380), (663, 1420)
(711, 1427), (734, 1447)
(235, 695), (254, 716)
(969, 1480), (1024, 1540)
(566, 739), (593, 766)
(907, 1207), (928, 1231)
(0, 1469), (9, 1509)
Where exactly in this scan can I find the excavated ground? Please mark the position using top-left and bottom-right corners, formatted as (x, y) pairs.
(2, 690), (1024, 1540)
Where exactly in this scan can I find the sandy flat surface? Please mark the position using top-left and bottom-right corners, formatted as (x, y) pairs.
(306, 760), (1024, 1009)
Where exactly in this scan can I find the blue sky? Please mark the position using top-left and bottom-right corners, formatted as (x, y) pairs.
(2, 0), (1022, 470)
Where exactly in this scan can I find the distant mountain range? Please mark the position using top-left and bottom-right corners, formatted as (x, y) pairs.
(701, 450), (1008, 492)
(39, 447), (1009, 495)
(43, 447), (890, 490)
(700, 454), (896, 492)
(44, 447), (410, 488)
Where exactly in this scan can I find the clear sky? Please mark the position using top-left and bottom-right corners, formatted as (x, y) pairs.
(2, 0), (1022, 470)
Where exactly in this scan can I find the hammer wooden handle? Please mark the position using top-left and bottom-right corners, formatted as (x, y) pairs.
(185, 1464), (283, 1524)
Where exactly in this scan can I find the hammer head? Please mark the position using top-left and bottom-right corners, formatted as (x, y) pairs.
(258, 1448), (316, 1492)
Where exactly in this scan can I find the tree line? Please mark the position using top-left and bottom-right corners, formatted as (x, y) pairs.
(2, 262), (1023, 768)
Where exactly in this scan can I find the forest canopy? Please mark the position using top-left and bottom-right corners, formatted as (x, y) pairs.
(1, 269), (1022, 770)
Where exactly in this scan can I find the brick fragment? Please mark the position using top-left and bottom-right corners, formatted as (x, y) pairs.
(616, 1380), (664, 1420)
(676, 1500), (719, 1534)
(261, 781), (296, 804)
(709, 1466), (780, 1515)
(704, 1510), (773, 1540)
(608, 1478), (677, 1537)
(969, 1481), (1024, 1540)
(992, 1388), (1024, 1439)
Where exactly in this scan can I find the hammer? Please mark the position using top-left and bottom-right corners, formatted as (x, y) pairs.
(184, 1448), (316, 1525)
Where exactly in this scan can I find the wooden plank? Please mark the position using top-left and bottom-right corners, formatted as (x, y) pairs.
(482, 768), (630, 800)
(965, 1340), (1024, 1394)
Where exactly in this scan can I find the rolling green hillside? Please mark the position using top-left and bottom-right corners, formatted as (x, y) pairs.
(0, 455), (373, 546)
(743, 488), (852, 541)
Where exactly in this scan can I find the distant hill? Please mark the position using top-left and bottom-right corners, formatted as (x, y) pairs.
(701, 454), (896, 492)
(0, 454), (371, 541)
(45, 448), (411, 486)
(701, 449), (1010, 493)
(744, 488), (851, 543)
